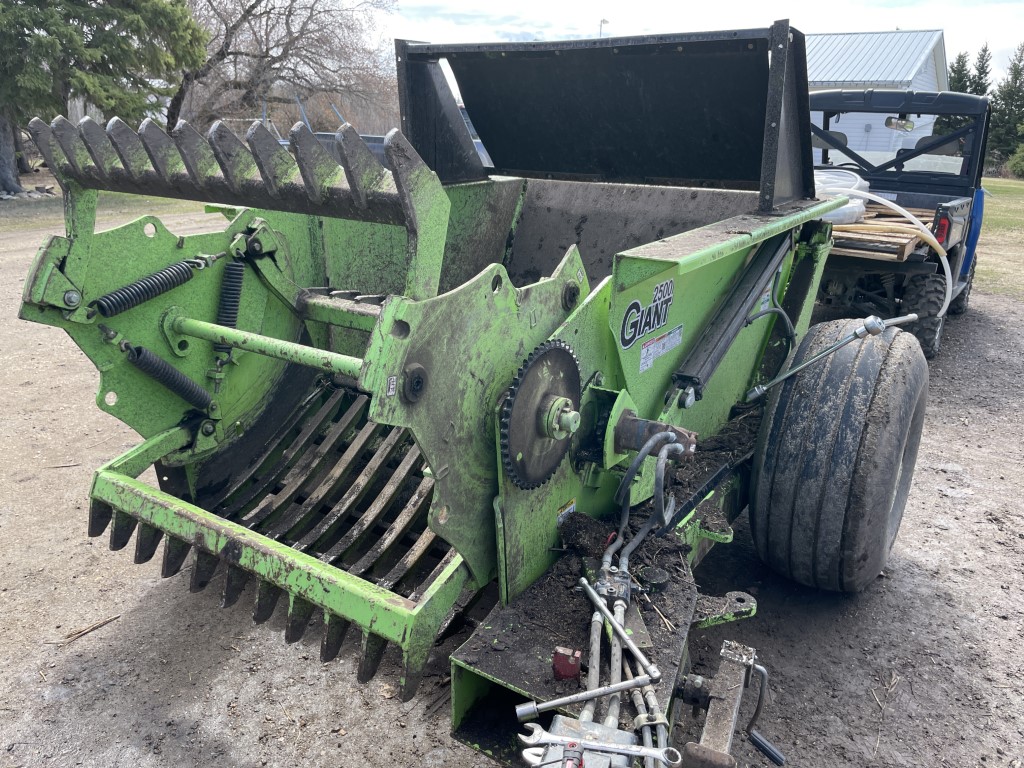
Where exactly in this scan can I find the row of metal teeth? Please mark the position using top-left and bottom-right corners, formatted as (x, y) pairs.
(88, 390), (457, 699)
(27, 114), (430, 225)
(90, 507), (456, 698)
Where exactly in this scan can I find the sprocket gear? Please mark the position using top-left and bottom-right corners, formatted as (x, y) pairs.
(499, 340), (582, 490)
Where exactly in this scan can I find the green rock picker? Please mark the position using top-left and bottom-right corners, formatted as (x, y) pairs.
(20, 20), (928, 767)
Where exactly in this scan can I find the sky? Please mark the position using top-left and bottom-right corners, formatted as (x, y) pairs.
(378, 0), (1024, 82)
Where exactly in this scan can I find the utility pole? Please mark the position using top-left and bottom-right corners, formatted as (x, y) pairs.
(599, 19), (609, 38)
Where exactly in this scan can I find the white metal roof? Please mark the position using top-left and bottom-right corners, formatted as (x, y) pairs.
(806, 30), (946, 88)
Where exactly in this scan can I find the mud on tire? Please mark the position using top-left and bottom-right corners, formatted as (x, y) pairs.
(902, 273), (946, 358)
(750, 319), (928, 593)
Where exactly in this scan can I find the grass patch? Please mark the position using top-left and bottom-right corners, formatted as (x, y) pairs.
(981, 177), (1024, 235)
(976, 177), (1024, 299)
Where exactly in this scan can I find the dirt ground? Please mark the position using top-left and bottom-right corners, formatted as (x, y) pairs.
(1, 196), (1022, 768)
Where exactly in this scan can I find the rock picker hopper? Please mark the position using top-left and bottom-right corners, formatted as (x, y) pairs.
(20, 20), (928, 767)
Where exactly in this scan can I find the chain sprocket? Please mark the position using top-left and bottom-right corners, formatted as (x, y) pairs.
(499, 340), (581, 490)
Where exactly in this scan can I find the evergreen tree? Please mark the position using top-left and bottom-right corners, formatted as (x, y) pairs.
(989, 43), (1024, 164)
(949, 52), (972, 93)
(970, 44), (993, 95)
(0, 0), (206, 193)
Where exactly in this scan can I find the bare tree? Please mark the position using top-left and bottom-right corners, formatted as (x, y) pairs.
(168, 0), (396, 133)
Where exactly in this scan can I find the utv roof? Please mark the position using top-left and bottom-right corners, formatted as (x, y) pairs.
(810, 89), (989, 116)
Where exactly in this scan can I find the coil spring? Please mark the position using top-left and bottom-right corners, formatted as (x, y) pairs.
(214, 260), (245, 353)
(93, 261), (195, 318)
(126, 345), (212, 410)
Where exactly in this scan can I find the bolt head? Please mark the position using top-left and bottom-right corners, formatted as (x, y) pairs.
(201, 422), (216, 436)
(63, 290), (82, 308)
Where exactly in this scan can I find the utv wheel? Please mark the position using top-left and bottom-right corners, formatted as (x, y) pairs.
(750, 320), (928, 592)
(947, 256), (976, 316)
(901, 273), (946, 358)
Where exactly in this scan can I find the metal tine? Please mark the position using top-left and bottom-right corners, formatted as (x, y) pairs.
(246, 121), (306, 200)
(134, 523), (164, 564)
(289, 122), (403, 225)
(77, 117), (127, 183)
(278, 393), (368, 487)
(27, 118), (64, 184)
(400, 657), (427, 702)
(138, 118), (193, 192)
(254, 418), (381, 534)
(348, 476), (434, 574)
(161, 536), (192, 578)
(384, 128), (434, 228)
(172, 120), (233, 200)
(290, 121), (349, 201)
(189, 550), (220, 592)
(109, 510), (138, 551)
(216, 388), (350, 519)
(320, 442), (423, 564)
(107, 117), (163, 187)
(284, 595), (316, 644)
(356, 631), (389, 683)
(87, 499), (114, 537)
(207, 121), (271, 204)
(320, 612), (350, 662)
(376, 527), (438, 592)
(241, 396), (370, 529)
(221, 565), (250, 608)
(50, 116), (102, 183)
(253, 580), (283, 624)
(292, 426), (406, 550)
(334, 122), (392, 208)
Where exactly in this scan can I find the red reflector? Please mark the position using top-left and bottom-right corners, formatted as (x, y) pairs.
(935, 218), (950, 244)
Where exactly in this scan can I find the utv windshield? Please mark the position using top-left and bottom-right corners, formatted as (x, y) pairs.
(810, 110), (984, 181)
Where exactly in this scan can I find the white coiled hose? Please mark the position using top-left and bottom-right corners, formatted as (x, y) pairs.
(821, 188), (952, 317)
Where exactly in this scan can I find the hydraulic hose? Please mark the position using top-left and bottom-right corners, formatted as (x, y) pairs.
(623, 660), (656, 768)
(821, 187), (952, 317)
(602, 601), (627, 728)
(579, 610), (604, 723)
(619, 442), (685, 573)
(604, 431), (676, 568)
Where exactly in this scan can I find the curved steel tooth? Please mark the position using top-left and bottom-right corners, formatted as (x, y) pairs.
(172, 120), (230, 199)
(335, 123), (391, 208)
(107, 118), (159, 184)
(246, 121), (305, 200)
(221, 566), (249, 608)
(51, 116), (102, 183)
(78, 116), (124, 178)
(138, 118), (193, 193)
(28, 118), (67, 188)
(189, 550), (220, 592)
(134, 523), (164, 564)
(284, 595), (315, 644)
(320, 612), (350, 662)
(109, 510), (138, 551)
(253, 580), (282, 624)
(208, 121), (267, 201)
(383, 128), (450, 300)
(356, 631), (388, 683)
(161, 537), (192, 578)
(289, 122), (350, 205)
(87, 499), (114, 537)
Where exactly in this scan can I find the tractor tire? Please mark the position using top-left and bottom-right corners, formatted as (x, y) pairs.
(901, 273), (946, 358)
(947, 255), (976, 316)
(750, 319), (928, 593)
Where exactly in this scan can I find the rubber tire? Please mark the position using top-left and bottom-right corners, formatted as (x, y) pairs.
(750, 320), (928, 593)
(901, 273), (946, 359)
(947, 255), (976, 316)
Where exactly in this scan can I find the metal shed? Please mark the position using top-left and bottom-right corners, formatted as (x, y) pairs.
(806, 30), (949, 154)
